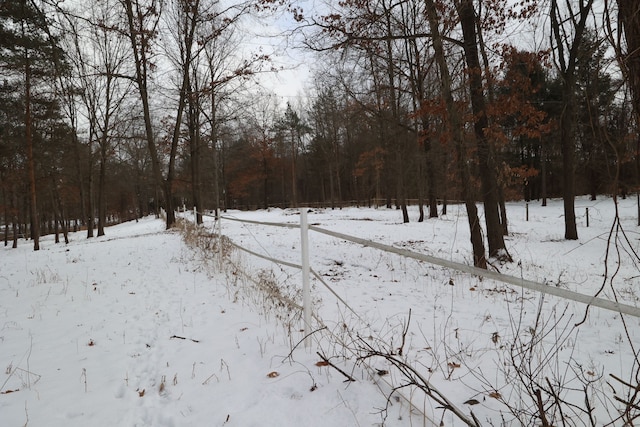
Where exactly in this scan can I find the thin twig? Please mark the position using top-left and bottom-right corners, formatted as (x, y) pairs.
(170, 335), (200, 343)
(610, 373), (640, 390)
(316, 352), (356, 382)
(282, 327), (327, 363)
(535, 388), (550, 427)
(398, 309), (411, 356)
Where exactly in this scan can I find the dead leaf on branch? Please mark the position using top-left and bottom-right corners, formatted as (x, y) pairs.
(491, 332), (500, 344)
(315, 361), (329, 367)
(488, 391), (501, 399)
(447, 362), (461, 369)
(267, 371), (279, 378)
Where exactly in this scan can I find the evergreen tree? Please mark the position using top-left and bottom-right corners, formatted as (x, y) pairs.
(0, 0), (65, 250)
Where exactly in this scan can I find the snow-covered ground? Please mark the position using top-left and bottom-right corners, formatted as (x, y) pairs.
(1, 196), (639, 426)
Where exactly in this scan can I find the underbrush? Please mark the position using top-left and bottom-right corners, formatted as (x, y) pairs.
(177, 217), (640, 426)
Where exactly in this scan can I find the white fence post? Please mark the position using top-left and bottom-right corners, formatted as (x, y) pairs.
(300, 208), (312, 348)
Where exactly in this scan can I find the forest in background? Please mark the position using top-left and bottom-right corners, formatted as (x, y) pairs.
(0, 0), (639, 266)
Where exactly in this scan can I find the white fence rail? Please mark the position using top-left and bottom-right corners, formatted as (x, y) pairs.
(209, 208), (640, 320)
(189, 207), (640, 427)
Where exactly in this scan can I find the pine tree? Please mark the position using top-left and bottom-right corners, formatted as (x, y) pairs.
(0, 0), (65, 250)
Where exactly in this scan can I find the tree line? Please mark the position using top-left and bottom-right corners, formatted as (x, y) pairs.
(0, 0), (639, 268)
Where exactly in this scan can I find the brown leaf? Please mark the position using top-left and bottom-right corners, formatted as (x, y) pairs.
(315, 361), (329, 367)
(488, 391), (501, 399)
(1, 389), (19, 394)
(464, 398), (480, 405)
(491, 332), (500, 344)
(447, 362), (461, 369)
(138, 388), (145, 397)
(88, 339), (95, 346)
(267, 371), (279, 378)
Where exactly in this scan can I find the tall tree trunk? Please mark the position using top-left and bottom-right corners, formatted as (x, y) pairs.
(561, 79), (579, 239)
(425, 0), (486, 268)
(71, 125), (90, 235)
(97, 135), (108, 236)
(616, 0), (640, 202)
(24, 32), (39, 251)
(121, 0), (174, 229)
(417, 141), (425, 223)
(2, 174), (8, 247)
(87, 156), (95, 237)
(210, 78), (221, 215)
(188, 80), (202, 224)
(550, 0), (594, 240)
(262, 153), (268, 210)
(290, 132), (298, 208)
(426, 137), (439, 219)
(328, 163), (336, 209)
(383, 4), (408, 222)
(541, 142), (548, 206)
(617, 0), (640, 122)
(57, 192), (69, 244)
(166, 0), (200, 226)
(333, 123), (343, 204)
(403, 12), (437, 221)
(456, 0), (509, 258)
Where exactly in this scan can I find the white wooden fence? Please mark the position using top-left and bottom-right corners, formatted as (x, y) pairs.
(198, 208), (640, 321)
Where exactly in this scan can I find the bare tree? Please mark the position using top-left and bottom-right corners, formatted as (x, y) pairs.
(612, 0), (640, 121)
(161, 0), (202, 226)
(549, 0), (596, 240)
(119, 0), (173, 227)
(399, 0), (439, 220)
(196, 1), (269, 213)
(455, 0), (510, 259)
(424, 0), (487, 268)
(605, 0), (640, 214)
(80, 0), (133, 236)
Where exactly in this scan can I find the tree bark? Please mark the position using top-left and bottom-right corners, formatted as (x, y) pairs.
(425, 0), (486, 268)
(23, 23), (39, 251)
(455, 0), (509, 258)
(96, 70), (112, 239)
(188, 79), (202, 224)
(617, 0), (640, 123)
(560, 78), (579, 239)
(549, 0), (594, 240)
(121, 0), (174, 228)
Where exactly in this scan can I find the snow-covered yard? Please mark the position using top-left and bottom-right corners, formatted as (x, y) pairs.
(2, 196), (639, 426)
